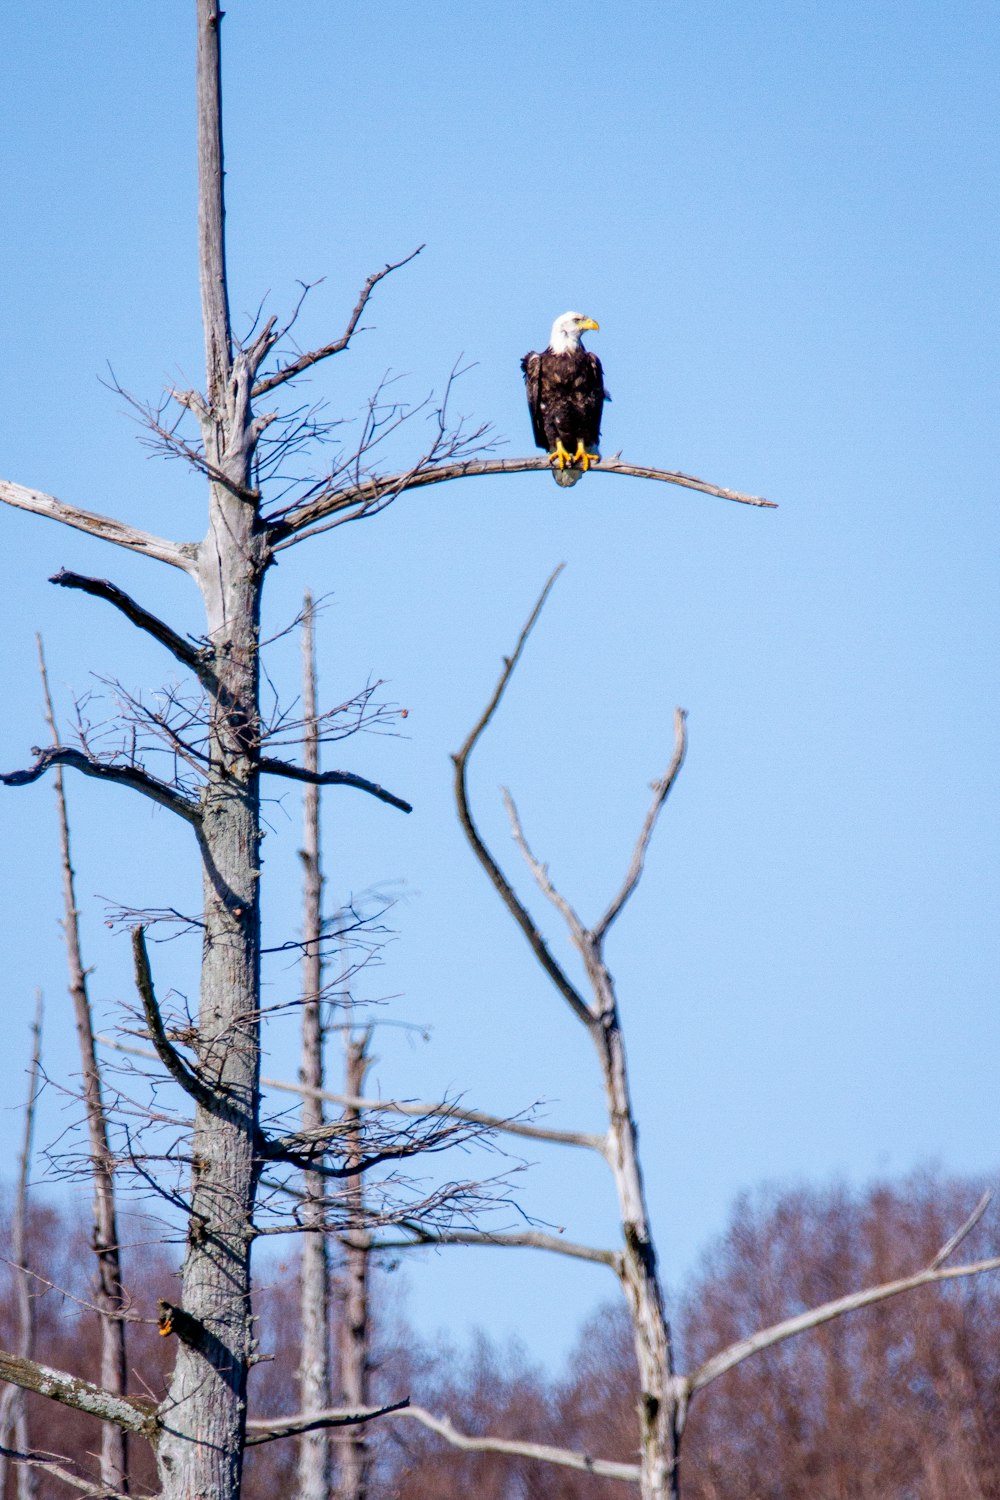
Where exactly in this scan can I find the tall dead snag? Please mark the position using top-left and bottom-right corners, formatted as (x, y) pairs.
(363, 574), (1000, 1500)
(0, 6), (770, 1500)
(37, 638), (129, 1496)
(0, 997), (43, 1500)
(298, 593), (332, 1500)
(337, 1025), (374, 1500)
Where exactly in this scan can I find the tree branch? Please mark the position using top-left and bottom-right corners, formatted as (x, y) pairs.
(131, 927), (219, 1115)
(688, 1253), (1000, 1397)
(0, 481), (197, 573)
(928, 1188), (992, 1269)
(453, 568), (596, 1029)
(0, 747), (202, 827)
(252, 248), (424, 397)
(245, 1398), (410, 1445)
(0, 1446), (131, 1500)
(94, 1035), (608, 1153)
(50, 570), (212, 686)
(268, 455), (775, 542)
(258, 756), (411, 813)
(373, 1226), (622, 1270)
(0, 1351), (156, 1440)
(592, 707), (688, 942)
(391, 1406), (640, 1484)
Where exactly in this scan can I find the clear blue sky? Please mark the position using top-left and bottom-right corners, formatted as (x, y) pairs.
(1, 2), (998, 1367)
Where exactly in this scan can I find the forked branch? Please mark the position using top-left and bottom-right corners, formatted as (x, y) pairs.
(372, 1225), (622, 1271)
(689, 1250), (1000, 1398)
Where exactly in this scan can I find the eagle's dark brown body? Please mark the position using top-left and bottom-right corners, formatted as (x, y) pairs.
(521, 346), (607, 459)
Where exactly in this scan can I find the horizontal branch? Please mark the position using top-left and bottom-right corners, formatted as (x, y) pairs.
(93, 1034), (607, 1153)
(50, 570), (212, 685)
(373, 1226), (621, 1271)
(0, 746), (202, 827)
(0, 480), (197, 573)
(269, 454), (775, 542)
(245, 1398), (410, 1445)
(252, 247), (424, 397)
(393, 1405), (640, 1483)
(689, 1253), (1000, 1397)
(0, 1348), (156, 1440)
(259, 755), (411, 813)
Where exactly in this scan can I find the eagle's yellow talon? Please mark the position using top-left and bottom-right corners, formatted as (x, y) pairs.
(549, 440), (575, 471)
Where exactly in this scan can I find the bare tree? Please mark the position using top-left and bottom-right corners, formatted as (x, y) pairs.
(297, 592), (333, 1500)
(0, 998), (43, 1500)
(350, 574), (1000, 1500)
(37, 639), (130, 1495)
(0, 8), (768, 1500)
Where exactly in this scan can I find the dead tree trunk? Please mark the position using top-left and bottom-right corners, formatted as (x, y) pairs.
(38, 639), (130, 1495)
(338, 1028), (373, 1500)
(298, 592), (333, 1500)
(0, 998), (43, 1500)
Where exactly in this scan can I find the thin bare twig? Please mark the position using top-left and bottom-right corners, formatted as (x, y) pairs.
(252, 248), (424, 397)
(131, 927), (218, 1116)
(0, 1446), (131, 1500)
(928, 1189), (992, 1269)
(452, 568), (595, 1029)
(592, 707), (688, 942)
(373, 1226), (621, 1270)
(93, 1035), (608, 1153)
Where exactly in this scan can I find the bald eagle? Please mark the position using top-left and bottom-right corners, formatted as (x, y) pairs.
(521, 312), (609, 487)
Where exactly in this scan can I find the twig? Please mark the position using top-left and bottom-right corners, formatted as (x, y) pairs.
(592, 707), (688, 941)
(452, 569), (595, 1029)
(252, 249), (424, 397)
(372, 1226), (621, 1271)
(0, 1446), (131, 1500)
(93, 1034), (608, 1153)
(928, 1189), (992, 1269)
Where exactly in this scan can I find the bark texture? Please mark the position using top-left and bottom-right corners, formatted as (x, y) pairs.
(297, 594), (333, 1500)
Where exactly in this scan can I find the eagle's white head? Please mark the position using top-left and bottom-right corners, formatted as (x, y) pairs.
(548, 311), (600, 354)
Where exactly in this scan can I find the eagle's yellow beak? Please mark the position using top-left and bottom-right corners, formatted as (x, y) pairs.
(578, 318), (600, 332)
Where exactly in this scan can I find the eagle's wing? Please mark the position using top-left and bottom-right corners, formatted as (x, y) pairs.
(586, 351), (610, 403)
(521, 352), (548, 449)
